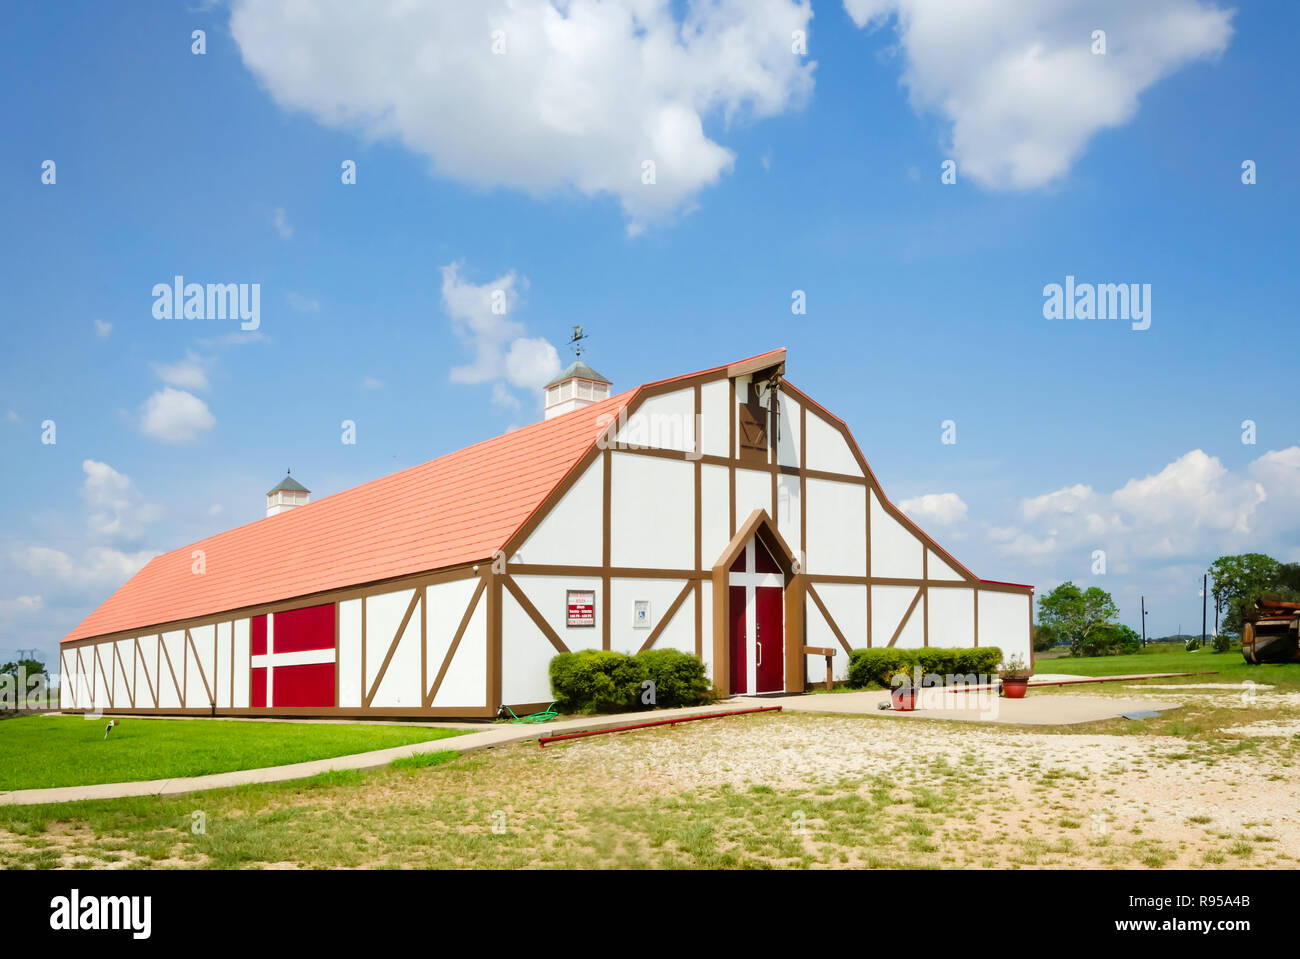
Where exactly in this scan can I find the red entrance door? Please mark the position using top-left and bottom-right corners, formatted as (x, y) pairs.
(754, 586), (784, 693)
(729, 585), (749, 694)
(729, 583), (784, 695)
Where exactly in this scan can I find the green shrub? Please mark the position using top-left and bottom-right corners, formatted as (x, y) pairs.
(1212, 633), (1231, 654)
(847, 648), (912, 688)
(548, 650), (648, 714)
(847, 647), (1004, 688)
(549, 648), (710, 713)
(634, 648), (711, 708)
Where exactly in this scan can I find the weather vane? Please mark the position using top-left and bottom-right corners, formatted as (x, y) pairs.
(568, 325), (588, 358)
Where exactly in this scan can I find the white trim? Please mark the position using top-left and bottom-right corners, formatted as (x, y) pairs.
(251, 647), (336, 669)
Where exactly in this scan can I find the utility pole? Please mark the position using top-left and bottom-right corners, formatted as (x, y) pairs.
(1202, 573), (1208, 648)
(1141, 596), (1148, 647)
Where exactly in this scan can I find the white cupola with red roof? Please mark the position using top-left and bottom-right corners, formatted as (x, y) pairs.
(266, 471), (310, 517)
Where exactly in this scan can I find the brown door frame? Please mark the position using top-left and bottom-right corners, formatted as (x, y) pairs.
(710, 509), (804, 696)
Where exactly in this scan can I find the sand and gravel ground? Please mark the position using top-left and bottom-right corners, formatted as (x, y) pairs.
(1, 681), (1296, 869)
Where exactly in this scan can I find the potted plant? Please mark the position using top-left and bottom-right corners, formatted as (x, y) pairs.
(999, 654), (1031, 698)
(887, 668), (920, 711)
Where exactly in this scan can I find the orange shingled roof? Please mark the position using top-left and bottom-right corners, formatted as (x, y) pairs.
(63, 349), (787, 644)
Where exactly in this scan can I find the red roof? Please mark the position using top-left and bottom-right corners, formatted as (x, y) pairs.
(63, 349), (788, 644)
(62, 391), (631, 643)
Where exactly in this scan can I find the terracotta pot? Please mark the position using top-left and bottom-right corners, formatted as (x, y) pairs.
(1001, 677), (1029, 699)
(891, 687), (919, 711)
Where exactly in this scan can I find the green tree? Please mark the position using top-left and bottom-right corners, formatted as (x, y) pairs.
(1210, 553), (1281, 635)
(1036, 582), (1119, 656)
(0, 658), (48, 709)
(1032, 621), (1060, 653)
(0, 658), (46, 680)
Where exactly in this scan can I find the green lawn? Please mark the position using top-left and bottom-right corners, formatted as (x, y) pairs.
(1036, 645), (1300, 690)
(0, 716), (464, 791)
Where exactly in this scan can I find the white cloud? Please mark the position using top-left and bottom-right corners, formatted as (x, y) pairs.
(93, 319), (113, 339)
(272, 206), (293, 238)
(898, 491), (967, 526)
(15, 545), (156, 591)
(992, 448), (1288, 568)
(441, 262), (561, 402)
(230, 0), (816, 231)
(844, 0), (1233, 189)
(81, 460), (163, 544)
(287, 292), (320, 312)
(505, 337), (563, 391)
(4, 410), (18, 424)
(140, 387), (216, 443)
(0, 595), (42, 616)
(152, 351), (210, 391)
(491, 382), (522, 412)
(198, 330), (270, 349)
(361, 376), (383, 390)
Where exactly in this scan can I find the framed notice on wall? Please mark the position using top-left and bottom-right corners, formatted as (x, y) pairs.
(633, 600), (651, 629)
(566, 589), (596, 627)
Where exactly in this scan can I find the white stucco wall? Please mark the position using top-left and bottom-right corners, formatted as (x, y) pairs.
(610, 452), (693, 569)
(518, 456), (603, 567)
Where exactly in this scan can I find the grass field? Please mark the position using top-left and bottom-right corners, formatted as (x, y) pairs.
(1035, 645), (1300, 690)
(0, 716), (464, 791)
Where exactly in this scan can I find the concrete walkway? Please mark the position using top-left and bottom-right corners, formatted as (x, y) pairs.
(2, 689), (1176, 807)
(0, 702), (763, 807)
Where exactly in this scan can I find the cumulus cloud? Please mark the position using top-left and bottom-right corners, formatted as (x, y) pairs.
(991, 448), (1292, 569)
(81, 460), (163, 544)
(140, 387), (216, 443)
(230, 0), (816, 231)
(93, 319), (112, 339)
(441, 262), (561, 403)
(0, 595), (42, 615)
(287, 292), (320, 312)
(898, 491), (967, 525)
(272, 206), (293, 238)
(151, 352), (210, 391)
(844, 0), (1233, 189)
(15, 545), (156, 592)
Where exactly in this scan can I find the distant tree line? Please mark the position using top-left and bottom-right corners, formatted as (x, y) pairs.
(1032, 553), (1300, 658)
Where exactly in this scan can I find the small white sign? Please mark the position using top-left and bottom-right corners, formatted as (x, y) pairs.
(633, 600), (651, 629)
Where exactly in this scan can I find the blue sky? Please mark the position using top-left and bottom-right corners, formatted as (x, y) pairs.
(2, 0), (1297, 663)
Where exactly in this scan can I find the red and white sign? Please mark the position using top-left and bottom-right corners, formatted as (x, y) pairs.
(250, 604), (336, 707)
(566, 589), (595, 627)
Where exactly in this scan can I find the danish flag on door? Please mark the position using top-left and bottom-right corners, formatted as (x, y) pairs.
(250, 604), (336, 707)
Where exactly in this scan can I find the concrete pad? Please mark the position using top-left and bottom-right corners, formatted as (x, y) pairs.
(734, 690), (1178, 726)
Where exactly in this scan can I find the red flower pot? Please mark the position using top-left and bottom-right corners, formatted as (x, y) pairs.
(1001, 677), (1029, 699)
(891, 687), (920, 711)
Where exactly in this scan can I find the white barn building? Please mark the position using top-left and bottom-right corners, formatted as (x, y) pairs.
(59, 349), (1033, 718)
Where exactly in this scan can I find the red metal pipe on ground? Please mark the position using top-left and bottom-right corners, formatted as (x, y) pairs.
(538, 705), (783, 747)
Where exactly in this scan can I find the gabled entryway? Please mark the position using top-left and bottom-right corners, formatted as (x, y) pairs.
(711, 509), (804, 696)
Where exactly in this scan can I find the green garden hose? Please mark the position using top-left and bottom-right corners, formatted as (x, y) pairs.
(504, 702), (559, 724)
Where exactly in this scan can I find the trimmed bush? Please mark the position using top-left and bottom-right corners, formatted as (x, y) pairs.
(549, 650), (648, 714)
(847, 647), (1004, 689)
(549, 648), (711, 713)
(846, 648), (911, 689)
(634, 649), (711, 708)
